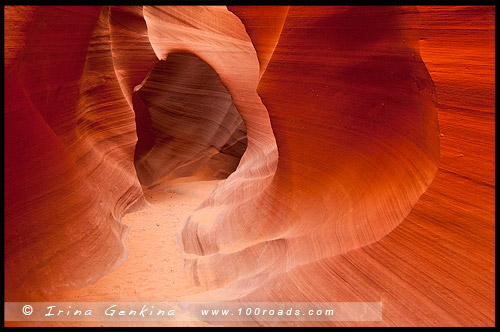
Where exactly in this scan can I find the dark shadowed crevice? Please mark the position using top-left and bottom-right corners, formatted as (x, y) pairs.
(132, 53), (248, 187)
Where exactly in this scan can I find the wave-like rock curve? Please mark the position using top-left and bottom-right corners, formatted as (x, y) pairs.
(5, 5), (440, 307)
(178, 6), (440, 299)
(133, 53), (247, 186)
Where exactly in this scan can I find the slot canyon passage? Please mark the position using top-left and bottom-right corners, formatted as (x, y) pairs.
(4, 5), (495, 327)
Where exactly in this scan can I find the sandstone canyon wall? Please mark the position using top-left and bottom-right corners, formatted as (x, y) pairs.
(4, 5), (494, 327)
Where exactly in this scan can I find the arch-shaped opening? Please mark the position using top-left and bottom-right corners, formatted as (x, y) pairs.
(132, 52), (248, 188)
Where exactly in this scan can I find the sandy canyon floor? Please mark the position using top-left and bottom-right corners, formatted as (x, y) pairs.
(39, 179), (218, 327)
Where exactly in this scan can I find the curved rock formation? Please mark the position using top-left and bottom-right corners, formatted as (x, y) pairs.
(4, 2), (438, 301)
(5, 6), (146, 301)
(133, 53), (247, 186)
(178, 5), (439, 299)
(231, 5), (495, 327)
(4, 5), (494, 327)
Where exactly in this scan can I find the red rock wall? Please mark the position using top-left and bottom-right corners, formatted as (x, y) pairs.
(4, 5), (494, 326)
(178, 5), (439, 299)
(233, 6), (495, 327)
(5, 6), (147, 301)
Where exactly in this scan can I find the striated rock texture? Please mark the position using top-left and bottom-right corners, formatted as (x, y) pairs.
(133, 53), (247, 186)
(5, 6), (147, 300)
(230, 5), (495, 327)
(178, 5), (439, 299)
(4, 5), (494, 327)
